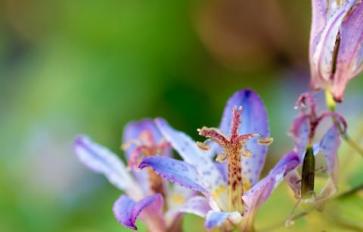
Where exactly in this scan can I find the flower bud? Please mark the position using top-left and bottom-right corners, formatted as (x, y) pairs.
(310, 0), (363, 102)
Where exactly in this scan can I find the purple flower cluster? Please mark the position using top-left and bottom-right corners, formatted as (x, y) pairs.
(73, 88), (343, 231)
(73, 1), (363, 231)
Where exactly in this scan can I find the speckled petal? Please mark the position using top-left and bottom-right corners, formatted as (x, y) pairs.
(74, 135), (140, 196)
(139, 156), (208, 193)
(155, 118), (225, 191)
(113, 194), (165, 231)
(219, 89), (270, 185)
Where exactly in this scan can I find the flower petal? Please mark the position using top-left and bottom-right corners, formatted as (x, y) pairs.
(122, 119), (171, 194)
(139, 156), (208, 193)
(113, 194), (165, 231)
(290, 115), (310, 157)
(310, 0), (328, 52)
(165, 185), (195, 221)
(204, 211), (241, 229)
(155, 118), (225, 190)
(123, 119), (170, 158)
(175, 196), (211, 218)
(219, 89), (270, 184)
(270, 151), (301, 179)
(319, 126), (340, 184)
(244, 151), (300, 212)
(74, 135), (140, 196)
(332, 1), (363, 101)
(285, 170), (301, 198)
(310, 0), (356, 90)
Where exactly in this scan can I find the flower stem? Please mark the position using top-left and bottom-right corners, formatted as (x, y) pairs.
(325, 90), (363, 158)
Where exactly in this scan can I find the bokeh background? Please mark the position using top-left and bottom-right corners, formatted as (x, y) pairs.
(1, 0), (362, 231)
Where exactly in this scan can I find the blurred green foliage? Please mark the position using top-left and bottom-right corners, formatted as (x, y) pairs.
(0, 0), (362, 231)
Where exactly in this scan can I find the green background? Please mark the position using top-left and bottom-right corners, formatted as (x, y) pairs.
(0, 1), (362, 231)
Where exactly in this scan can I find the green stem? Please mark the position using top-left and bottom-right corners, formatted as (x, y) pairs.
(337, 183), (363, 199)
(325, 90), (363, 158)
(262, 181), (363, 231)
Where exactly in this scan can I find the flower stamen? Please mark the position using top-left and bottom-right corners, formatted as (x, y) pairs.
(198, 106), (270, 212)
(122, 130), (170, 195)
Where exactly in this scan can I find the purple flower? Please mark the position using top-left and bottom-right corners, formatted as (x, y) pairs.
(74, 119), (194, 231)
(287, 93), (346, 201)
(310, 0), (363, 102)
(139, 89), (300, 230)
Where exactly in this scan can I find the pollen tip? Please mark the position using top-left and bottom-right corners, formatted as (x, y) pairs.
(258, 137), (274, 145)
(196, 141), (210, 151)
(216, 153), (227, 162)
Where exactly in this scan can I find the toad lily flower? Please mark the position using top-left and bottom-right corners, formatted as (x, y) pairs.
(286, 93), (347, 203)
(140, 89), (300, 231)
(310, 0), (363, 102)
(74, 119), (194, 232)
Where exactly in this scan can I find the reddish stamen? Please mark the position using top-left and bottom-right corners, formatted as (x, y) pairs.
(122, 130), (170, 195)
(198, 106), (265, 212)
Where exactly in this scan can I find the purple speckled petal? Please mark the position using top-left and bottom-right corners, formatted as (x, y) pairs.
(319, 126), (340, 184)
(155, 118), (225, 191)
(215, 162), (228, 183)
(205, 211), (241, 229)
(219, 89), (270, 185)
(113, 194), (165, 231)
(243, 151), (299, 212)
(176, 196), (211, 218)
(139, 156), (208, 193)
(74, 136), (140, 195)
(332, 1), (363, 101)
